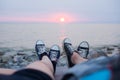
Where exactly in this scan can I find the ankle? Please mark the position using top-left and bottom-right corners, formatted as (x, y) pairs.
(71, 52), (81, 64)
(42, 55), (49, 59)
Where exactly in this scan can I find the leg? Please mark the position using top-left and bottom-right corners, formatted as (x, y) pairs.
(71, 52), (87, 64)
(63, 38), (88, 67)
(26, 56), (54, 80)
(0, 56), (54, 79)
(31, 40), (60, 79)
(0, 56), (54, 80)
(0, 68), (16, 75)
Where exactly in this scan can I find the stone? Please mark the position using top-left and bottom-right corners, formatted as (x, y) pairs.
(0, 63), (5, 67)
(17, 51), (35, 56)
(20, 61), (29, 67)
(0, 57), (2, 62)
(32, 50), (36, 53)
(8, 61), (14, 65)
(112, 47), (120, 56)
(25, 51), (35, 56)
(87, 49), (108, 60)
(13, 55), (24, 63)
(1, 54), (13, 63)
(23, 54), (38, 62)
(0, 51), (5, 56)
(5, 52), (17, 57)
(57, 55), (67, 66)
(17, 52), (26, 55)
(10, 66), (21, 69)
(0, 47), (14, 53)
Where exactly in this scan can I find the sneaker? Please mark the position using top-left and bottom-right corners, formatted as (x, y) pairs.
(77, 41), (89, 59)
(49, 45), (60, 73)
(35, 40), (47, 60)
(63, 38), (75, 67)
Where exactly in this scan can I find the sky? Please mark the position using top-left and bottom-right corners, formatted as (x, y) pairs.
(0, 0), (120, 23)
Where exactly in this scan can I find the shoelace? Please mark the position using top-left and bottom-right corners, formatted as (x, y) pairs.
(50, 51), (58, 61)
(78, 48), (88, 58)
(78, 49), (87, 58)
(37, 45), (45, 54)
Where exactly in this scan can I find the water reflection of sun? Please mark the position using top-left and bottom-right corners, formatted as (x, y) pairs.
(59, 29), (67, 40)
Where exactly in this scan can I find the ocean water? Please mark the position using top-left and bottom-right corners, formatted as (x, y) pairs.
(0, 23), (120, 48)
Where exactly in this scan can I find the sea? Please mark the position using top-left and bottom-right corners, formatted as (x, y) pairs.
(0, 23), (120, 49)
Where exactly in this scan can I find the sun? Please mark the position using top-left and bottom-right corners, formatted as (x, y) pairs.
(60, 17), (65, 22)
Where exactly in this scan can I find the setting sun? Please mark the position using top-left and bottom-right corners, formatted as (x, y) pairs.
(60, 18), (65, 22)
(52, 13), (77, 23)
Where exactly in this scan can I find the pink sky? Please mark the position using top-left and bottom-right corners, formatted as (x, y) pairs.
(0, 13), (89, 23)
(0, 0), (119, 23)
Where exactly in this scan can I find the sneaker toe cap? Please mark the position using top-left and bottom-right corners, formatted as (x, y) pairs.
(51, 45), (60, 51)
(36, 40), (44, 45)
(64, 38), (71, 44)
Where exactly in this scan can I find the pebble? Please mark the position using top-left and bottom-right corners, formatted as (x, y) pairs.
(0, 52), (5, 56)
(1, 54), (13, 63)
(87, 49), (108, 60)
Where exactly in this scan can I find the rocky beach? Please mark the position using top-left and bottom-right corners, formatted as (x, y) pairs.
(0, 44), (120, 69)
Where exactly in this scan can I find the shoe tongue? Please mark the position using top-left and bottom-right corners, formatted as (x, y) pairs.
(51, 46), (59, 51)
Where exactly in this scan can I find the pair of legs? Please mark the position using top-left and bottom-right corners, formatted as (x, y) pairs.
(0, 51), (86, 80)
(0, 38), (88, 80)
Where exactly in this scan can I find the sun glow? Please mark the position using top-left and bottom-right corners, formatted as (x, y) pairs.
(60, 17), (65, 22)
(50, 13), (77, 23)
